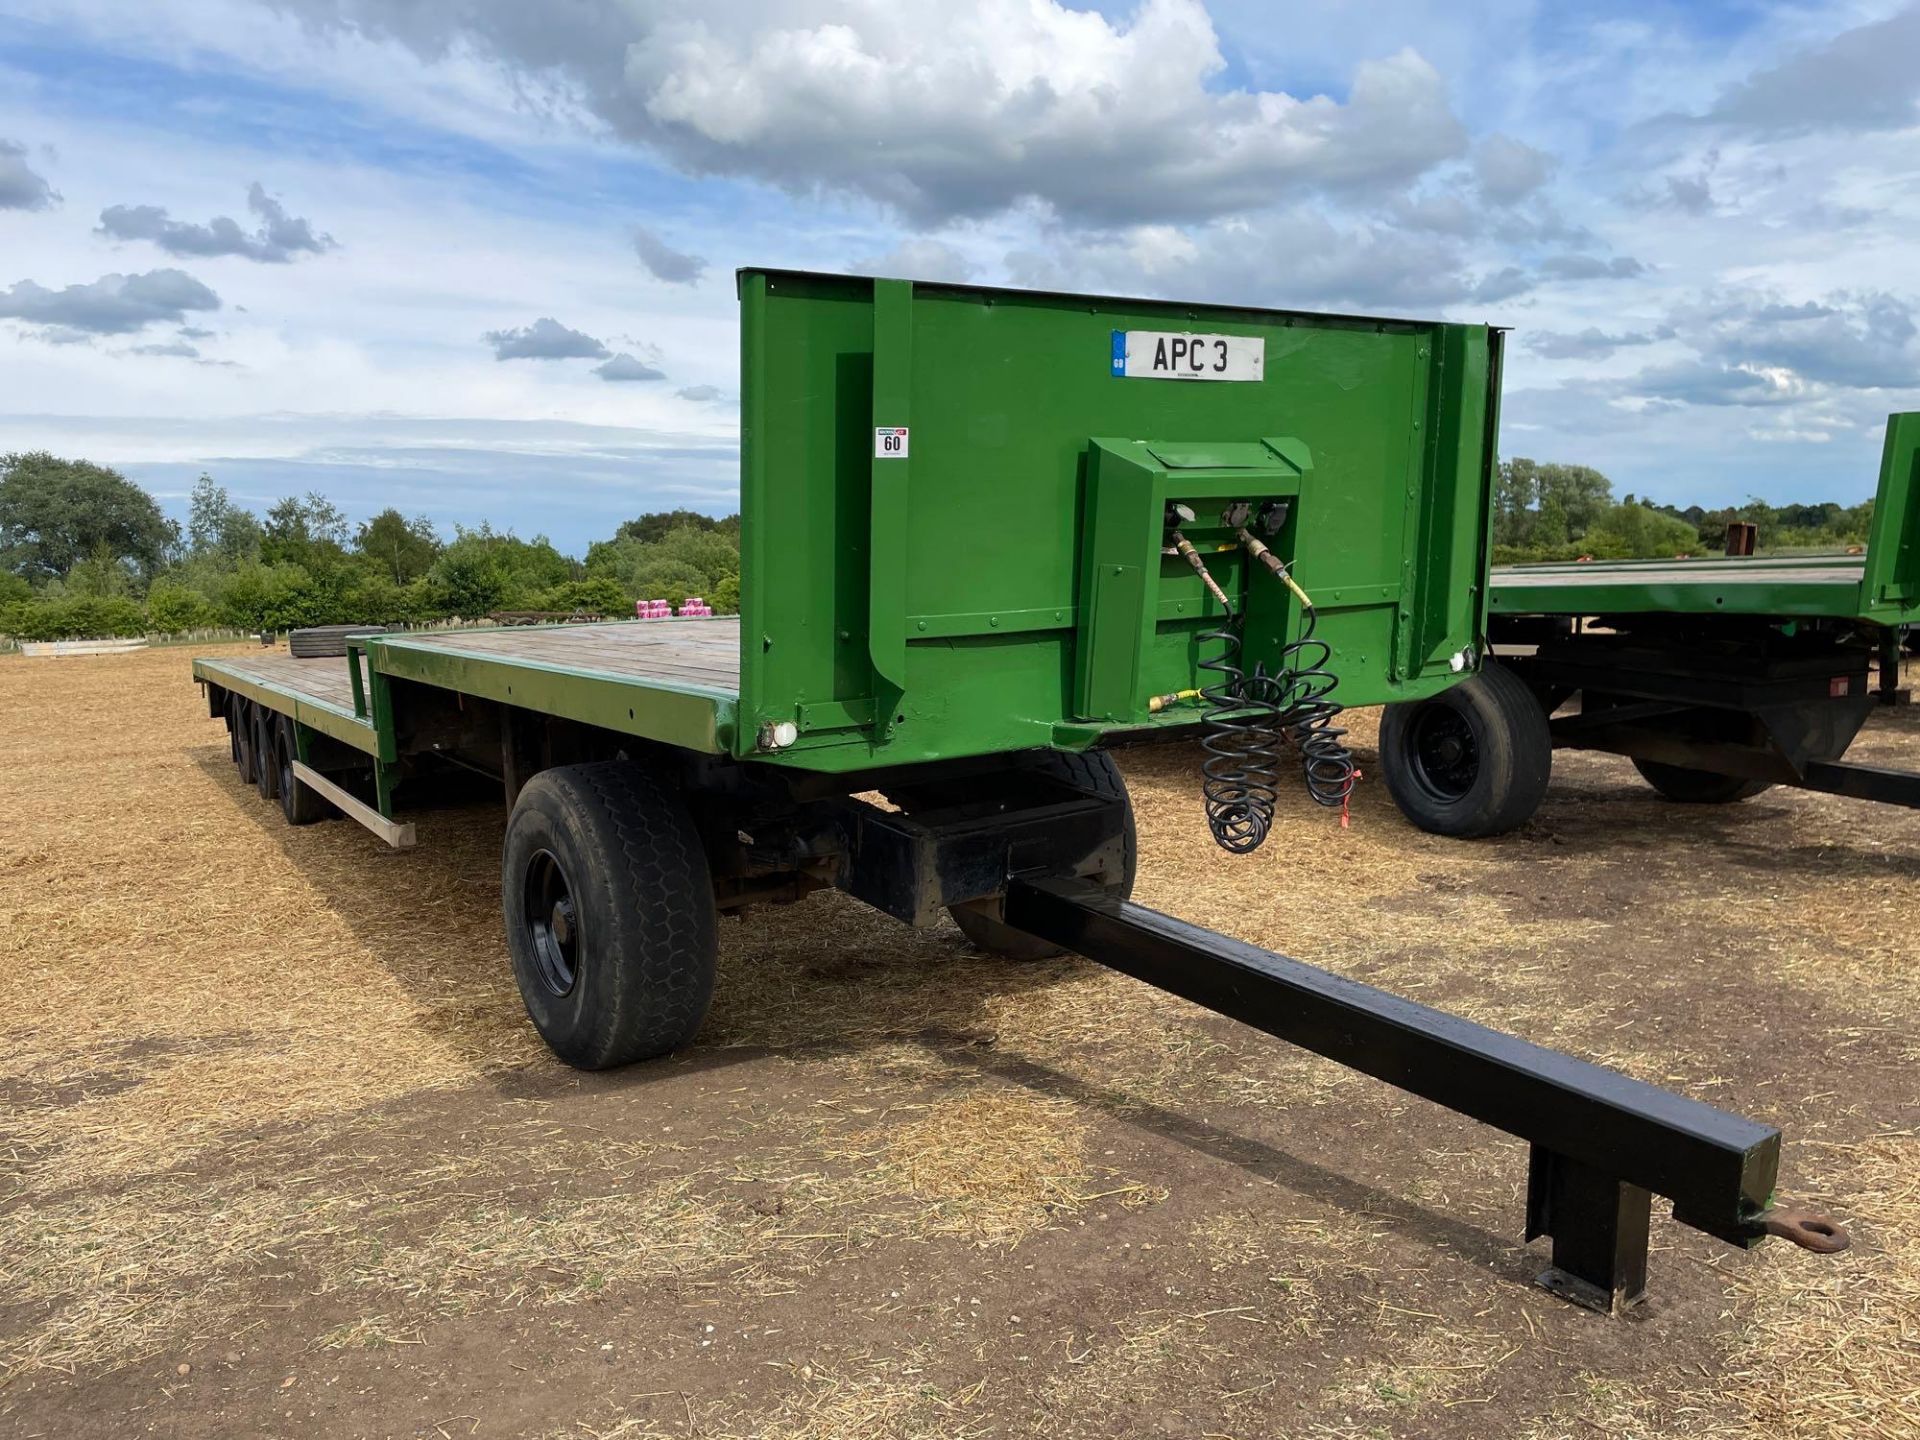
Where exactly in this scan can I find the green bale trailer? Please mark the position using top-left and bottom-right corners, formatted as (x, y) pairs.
(194, 270), (1844, 1311)
(1380, 412), (1920, 831)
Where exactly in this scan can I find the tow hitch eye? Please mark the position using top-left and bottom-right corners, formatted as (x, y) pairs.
(1759, 1207), (1851, 1254)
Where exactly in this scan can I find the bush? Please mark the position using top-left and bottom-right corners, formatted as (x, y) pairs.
(343, 574), (419, 625)
(710, 574), (740, 614)
(146, 583), (220, 634)
(537, 577), (628, 615)
(0, 595), (148, 640)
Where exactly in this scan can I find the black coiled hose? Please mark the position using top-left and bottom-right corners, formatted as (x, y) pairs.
(1265, 605), (1356, 810)
(1198, 619), (1281, 853)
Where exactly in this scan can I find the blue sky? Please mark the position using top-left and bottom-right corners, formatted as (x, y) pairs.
(1, 1), (1917, 554)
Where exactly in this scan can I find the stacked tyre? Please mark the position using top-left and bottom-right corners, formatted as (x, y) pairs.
(289, 624), (387, 659)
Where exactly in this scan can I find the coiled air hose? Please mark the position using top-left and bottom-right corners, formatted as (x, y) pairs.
(1168, 518), (1358, 853)
(1169, 523), (1282, 853)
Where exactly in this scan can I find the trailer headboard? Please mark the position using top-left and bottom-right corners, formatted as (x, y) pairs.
(734, 268), (1502, 771)
(1860, 412), (1920, 619)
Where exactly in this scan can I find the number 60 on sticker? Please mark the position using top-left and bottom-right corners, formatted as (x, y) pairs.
(874, 426), (909, 458)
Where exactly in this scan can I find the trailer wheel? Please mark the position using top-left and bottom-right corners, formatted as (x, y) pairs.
(225, 696), (245, 771)
(950, 751), (1138, 961)
(252, 706), (278, 801)
(274, 717), (332, 825)
(501, 762), (718, 1070)
(1381, 663), (1551, 838)
(230, 698), (259, 786)
(1631, 760), (1774, 804)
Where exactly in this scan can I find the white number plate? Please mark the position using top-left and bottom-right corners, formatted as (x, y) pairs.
(1112, 330), (1264, 382)
(874, 426), (909, 458)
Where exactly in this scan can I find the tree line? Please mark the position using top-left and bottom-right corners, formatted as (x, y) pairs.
(2, 449), (1880, 641)
(1493, 458), (1873, 564)
(0, 452), (740, 641)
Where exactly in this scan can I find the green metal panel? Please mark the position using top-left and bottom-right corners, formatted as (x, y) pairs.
(1490, 412), (1920, 627)
(1076, 436), (1306, 722)
(1859, 411), (1920, 618)
(736, 269), (1502, 773)
(192, 657), (382, 756)
(368, 634), (736, 755)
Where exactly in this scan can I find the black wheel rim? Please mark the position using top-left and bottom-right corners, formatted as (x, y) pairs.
(522, 848), (581, 997)
(1407, 703), (1479, 801)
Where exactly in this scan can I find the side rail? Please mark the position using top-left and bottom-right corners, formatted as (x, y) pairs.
(1003, 876), (1847, 1312)
(1860, 411), (1920, 619)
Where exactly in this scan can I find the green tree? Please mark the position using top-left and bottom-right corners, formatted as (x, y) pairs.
(0, 452), (176, 583)
(1583, 501), (1698, 559)
(354, 509), (442, 584)
(187, 474), (264, 564)
(1494, 459), (1539, 548)
(612, 508), (731, 546)
(586, 518), (739, 604)
(422, 541), (510, 618)
(66, 542), (141, 598)
(1535, 464), (1613, 541)
(146, 582), (220, 633)
(261, 492), (350, 570)
(537, 577), (627, 615)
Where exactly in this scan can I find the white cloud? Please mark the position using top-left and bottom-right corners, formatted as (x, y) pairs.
(856, 238), (974, 283)
(1706, 5), (1920, 135)
(97, 182), (336, 263)
(0, 268), (221, 335)
(593, 352), (666, 381)
(246, 0), (1467, 225)
(0, 137), (59, 210)
(632, 225), (705, 284)
(484, 316), (610, 360)
(1473, 133), (1553, 204)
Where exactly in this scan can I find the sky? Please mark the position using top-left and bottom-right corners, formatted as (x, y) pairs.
(1, 0), (1917, 554)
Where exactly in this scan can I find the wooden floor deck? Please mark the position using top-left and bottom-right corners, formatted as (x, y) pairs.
(386, 619), (740, 693)
(208, 651), (368, 712)
(202, 620), (742, 714)
(1495, 560), (1864, 590)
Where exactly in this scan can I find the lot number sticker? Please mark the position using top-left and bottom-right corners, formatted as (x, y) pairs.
(1112, 330), (1263, 382)
(874, 426), (910, 458)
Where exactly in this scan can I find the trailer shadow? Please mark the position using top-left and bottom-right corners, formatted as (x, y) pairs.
(1531, 781), (1920, 876)
(188, 746), (1532, 1302)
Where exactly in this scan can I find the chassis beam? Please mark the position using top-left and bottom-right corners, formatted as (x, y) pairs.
(1002, 875), (1840, 1312)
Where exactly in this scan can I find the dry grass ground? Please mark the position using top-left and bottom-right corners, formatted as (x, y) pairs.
(0, 643), (1915, 1439)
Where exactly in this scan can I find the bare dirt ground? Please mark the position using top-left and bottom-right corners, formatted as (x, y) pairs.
(1, 643), (1915, 1440)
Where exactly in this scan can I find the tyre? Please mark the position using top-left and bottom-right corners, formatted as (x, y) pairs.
(949, 750), (1138, 961)
(230, 698), (258, 786)
(1381, 663), (1552, 838)
(290, 624), (386, 659)
(274, 716), (332, 825)
(1632, 759), (1773, 804)
(225, 697), (244, 769)
(252, 706), (278, 800)
(501, 762), (718, 1069)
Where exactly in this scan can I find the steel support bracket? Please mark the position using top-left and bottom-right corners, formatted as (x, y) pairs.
(1526, 1146), (1652, 1313)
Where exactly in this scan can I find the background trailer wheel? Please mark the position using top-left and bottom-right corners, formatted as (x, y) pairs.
(251, 704), (277, 801)
(230, 697), (258, 787)
(501, 762), (718, 1070)
(1381, 663), (1552, 837)
(946, 750), (1138, 960)
(274, 716), (333, 825)
(1632, 758), (1774, 804)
